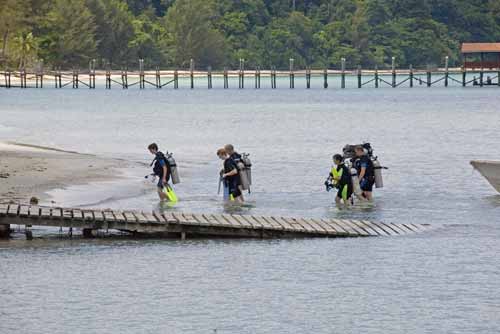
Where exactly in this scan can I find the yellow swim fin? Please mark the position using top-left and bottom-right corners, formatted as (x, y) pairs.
(163, 185), (178, 203)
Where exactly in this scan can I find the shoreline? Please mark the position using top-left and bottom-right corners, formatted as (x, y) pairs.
(0, 142), (127, 205)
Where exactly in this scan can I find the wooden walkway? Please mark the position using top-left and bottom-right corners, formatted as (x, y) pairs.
(0, 204), (431, 239)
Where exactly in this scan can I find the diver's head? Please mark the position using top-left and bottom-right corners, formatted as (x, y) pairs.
(224, 144), (234, 155)
(354, 145), (365, 157)
(333, 154), (344, 165)
(217, 148), (228, 160)
(148, 143), (158, 155)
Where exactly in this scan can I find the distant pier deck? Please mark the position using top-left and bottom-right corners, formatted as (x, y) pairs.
(2, 57), (499, 90)
(0, 204), (431, 239)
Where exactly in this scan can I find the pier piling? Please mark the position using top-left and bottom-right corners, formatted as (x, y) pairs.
(306, 67), (311, 89)
(207, 66), (212, 89)
(289, 58), (294, 89)
(223, 67), (228, 89)
(444, 56), (449, 87)
(239, 59), (244, 89)
(357, 65), (362, 88)
(375, 65), (379, 88)
(341, 58), (346, 89)
(409, 64), (413, 88)
(426, 65), (431, 87)
(391, 57), (396, 87)
(190, 59), (194, 89)
(323, 69), (328, 88)
(255, 67), (260, 89)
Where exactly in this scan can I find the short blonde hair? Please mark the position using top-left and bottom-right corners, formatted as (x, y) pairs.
(216, 148), (226, 156)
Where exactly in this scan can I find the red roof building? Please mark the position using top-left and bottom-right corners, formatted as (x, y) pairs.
(461, 43), (500, 69)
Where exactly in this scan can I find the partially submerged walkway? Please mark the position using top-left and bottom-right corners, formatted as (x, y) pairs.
(0, 204), (431, 239)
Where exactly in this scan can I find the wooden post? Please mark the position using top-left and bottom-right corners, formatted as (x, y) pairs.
(289, 58), (294, 89)
(323, 68), (328, 88)
(391, 57), (396, 87)
(89, 59), (96, 89)
(58, 68), (62, 88)
(255, 67), (260, 89)
(223, 67), (228, 89)
(156, 66), (161, 88)
(25, 226), (33, 240)
(5, 69), (11, 88)
(239, 58), (245, 89)
(122, 68), (128, 89)
(181, 231), (186, 240)
(207, 66), (212, 89)
(462, 65), (466, 87)
(306, 67), (311, 89)
(357, 65), (362, 88)
(426, 65), (431, 87)
(374, 65), (379, 88)
(174, 70), (178, 89)
(0, 224), (10, 238)
(106, 63), (111, 89)
(341, 58), (346, 89)
(480, 52), (484, 87)
(190, 58), (194, 89)
(409, 64), (413, 88)
(139, 59), (145, 89)
(444, 56), (449, 87)
(73, 68), (79, 89)
(54, 68), (59, 88)
(271, 66), (276, 89)
(20, 68), (25, 88)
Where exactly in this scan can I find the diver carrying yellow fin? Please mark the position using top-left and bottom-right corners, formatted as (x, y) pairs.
(162, 184), (178, 203)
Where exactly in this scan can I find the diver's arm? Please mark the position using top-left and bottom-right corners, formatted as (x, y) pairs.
(223, 168), (238, 178)
(359, 167), (366, 180)
(162, 165), (168, 183)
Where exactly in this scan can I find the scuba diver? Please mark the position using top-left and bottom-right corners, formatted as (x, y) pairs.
(217, 148), (244, 203)
(353, 145), (375, 201)
(325, 154), (353, 206)
(224, 144), (252, 194)
(148, 143), (176, 202)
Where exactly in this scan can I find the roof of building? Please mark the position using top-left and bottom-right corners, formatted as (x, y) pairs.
(462, 43), (500, 53)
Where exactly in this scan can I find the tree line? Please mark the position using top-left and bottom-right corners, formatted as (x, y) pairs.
(1, 0), (499, 70)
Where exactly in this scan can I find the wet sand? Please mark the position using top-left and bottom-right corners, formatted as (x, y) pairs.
(0, 142), (124, 204)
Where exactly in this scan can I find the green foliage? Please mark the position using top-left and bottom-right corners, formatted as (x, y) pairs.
(2, 0), (500, 69)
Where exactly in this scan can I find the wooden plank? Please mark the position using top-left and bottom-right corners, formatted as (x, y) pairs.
(283, 217), (307, 233)
(372, 222), (398, 236)
(343, 220), (371, 236)
(135, 212), (149, 223)
(51, 208), (62, 218)
(333, 219), (363, 236)
(261, 216), (284, 230)
(271, 216), (295, 231)
(72, 209), (83, 221)
(310, 218), (339, 235)
(208, 214), (233, 227)
(220, 214), (243, 228)
(396, 223), (416, 233)
(123, 211), (137, 223)
(246, 216), (264, 228)
(28, 205), (40, 218)
(231, 215), (255, 228)
(161, 212), (178, 223)
(40, 207), (51, 218)
(213, 214), (239, 227)
(103, 211), (115, 222)
(19, 205), (30, 217)
(299, 218), (326, 234)
(62, 209), (73, 220)
(322, 219), (350, 234)
(172, 212), (188, 225)
(200, 214), (222, 227)
(7, 204), (19, 216)
(143, 211), (160, 223)
(0, 203), (8, 216)
(357, 220), (387, 236)
(113, 211), (126, 223)
(83, 211), (94, 221)
(385, 223), (409, 235)
(252, 216), (276, 230)
(93, 211), (104, 221)
(191, 213), (211, 226)
(181, 213), (199, 225)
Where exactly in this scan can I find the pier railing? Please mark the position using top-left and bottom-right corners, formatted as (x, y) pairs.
(2, 57), (499, 89)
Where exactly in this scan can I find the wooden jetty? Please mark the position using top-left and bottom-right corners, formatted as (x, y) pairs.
(0, 203), (431, 239)
(1, 56), (499, 90)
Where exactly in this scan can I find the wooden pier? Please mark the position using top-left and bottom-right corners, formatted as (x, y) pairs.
(0, 203), (431, 239)
(1, 57), (499, 90)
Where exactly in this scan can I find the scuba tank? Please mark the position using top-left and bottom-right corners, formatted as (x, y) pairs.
(373, 158), (383, 188)
(237, 161), (250, 190)
(350, 168), (362, 196)
(165, 152), (180, 184)
(242, 153), (252, 186)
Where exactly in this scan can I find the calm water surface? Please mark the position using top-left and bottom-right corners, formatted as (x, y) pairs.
(0, 85), (499, 333)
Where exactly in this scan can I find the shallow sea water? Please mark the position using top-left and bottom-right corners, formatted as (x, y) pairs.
(0, 82), (499, 333)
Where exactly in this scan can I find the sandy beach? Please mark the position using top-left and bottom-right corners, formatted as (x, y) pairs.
(0, 142), (125, 205)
